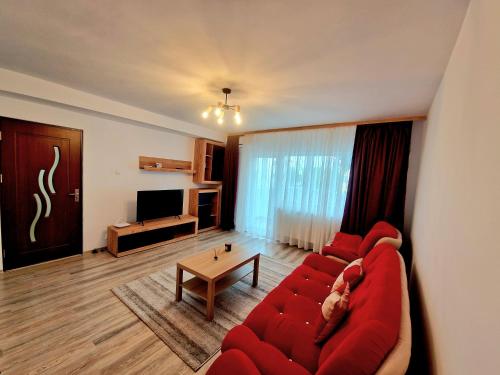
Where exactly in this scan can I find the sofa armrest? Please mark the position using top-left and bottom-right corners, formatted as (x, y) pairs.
(206, 349), (261, 375)
(374, 229), (403, 250)
(374, 252), (411, 375)
(221, 325), (311, 375)
(321, 232), (362, 261)
(303, 253), (347, 277)
(358, 222), (400, 257)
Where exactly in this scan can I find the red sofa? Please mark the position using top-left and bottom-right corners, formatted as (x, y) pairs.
(322, 221), (403, 263)
(207, 243), (411, 375)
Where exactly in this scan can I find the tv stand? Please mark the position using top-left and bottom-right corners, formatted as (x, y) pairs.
(107, 215), (198, 257)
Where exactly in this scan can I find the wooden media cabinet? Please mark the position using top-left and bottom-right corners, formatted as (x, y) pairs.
(107, 215), (198, 257)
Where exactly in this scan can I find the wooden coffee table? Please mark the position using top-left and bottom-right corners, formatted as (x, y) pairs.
(175, 245), (260, 321)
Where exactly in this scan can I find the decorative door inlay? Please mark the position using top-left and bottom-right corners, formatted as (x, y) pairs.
(29, 193), (42, 243)
(38, 169), (51, 218)
(48, 146), (60, 194)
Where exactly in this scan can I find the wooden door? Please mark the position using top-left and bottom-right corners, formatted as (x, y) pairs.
(0, 117), (83, 270)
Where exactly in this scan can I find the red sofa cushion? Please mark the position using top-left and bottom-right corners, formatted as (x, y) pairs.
(315, 283), (350, 343)
(207, 349), (261, 375)
(332, 232), (363, 249)
(302, 252), (347, 276)
(358, 221), (399, 257)
(331, 258), (363, 293)
(322, 232), (362, 262)
(221, 325), (310, 375)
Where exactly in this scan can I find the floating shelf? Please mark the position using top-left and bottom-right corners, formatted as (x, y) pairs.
(139, 156), (195, 174)
(142, 165), (195, 174)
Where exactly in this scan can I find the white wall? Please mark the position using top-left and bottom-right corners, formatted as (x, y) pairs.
(0, 68), (225, 142)
(0, 72), (226, 271)
(410, 0), (500, 373)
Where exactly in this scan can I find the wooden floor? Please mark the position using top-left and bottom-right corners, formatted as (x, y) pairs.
(0, 230), (310, 374)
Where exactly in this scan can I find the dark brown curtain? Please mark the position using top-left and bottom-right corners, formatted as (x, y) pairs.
(341, 122), (412, 235)
(220, 135), (240, 230)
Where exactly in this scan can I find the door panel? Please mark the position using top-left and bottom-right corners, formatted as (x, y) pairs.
(1, 117), (82, 270)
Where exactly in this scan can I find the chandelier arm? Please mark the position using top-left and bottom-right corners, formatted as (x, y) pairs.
(202, 88), (240, 125)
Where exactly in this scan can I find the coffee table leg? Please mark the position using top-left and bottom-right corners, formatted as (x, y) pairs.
(252, 255), (260, 287)
(207, 280), (215, 321)
(175, 266), (183, 302)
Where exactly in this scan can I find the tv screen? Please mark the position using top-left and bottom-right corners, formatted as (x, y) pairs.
(136, 189), (183, 222)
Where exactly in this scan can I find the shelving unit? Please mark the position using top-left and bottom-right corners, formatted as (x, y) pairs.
(107, 215), (198, 257)
(189, 188), (221, 232)
(139, 156), (194, 174)
(193, 139), (225, 184)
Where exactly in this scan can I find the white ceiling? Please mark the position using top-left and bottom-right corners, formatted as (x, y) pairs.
(0, 0), (469, 131)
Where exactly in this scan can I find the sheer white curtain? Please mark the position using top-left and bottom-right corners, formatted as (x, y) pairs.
(235, 127), (356, 252)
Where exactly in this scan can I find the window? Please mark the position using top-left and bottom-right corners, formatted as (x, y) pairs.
(236, 127), (355, 251)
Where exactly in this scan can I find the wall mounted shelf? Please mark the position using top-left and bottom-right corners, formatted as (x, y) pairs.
(139, 156), (194, 174)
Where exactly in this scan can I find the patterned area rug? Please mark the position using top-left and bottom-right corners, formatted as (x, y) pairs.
(112, 255), (293, 371)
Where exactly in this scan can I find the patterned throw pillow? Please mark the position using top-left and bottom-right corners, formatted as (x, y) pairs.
(315, 283), (350, 344)
(331, 258), (363, 293)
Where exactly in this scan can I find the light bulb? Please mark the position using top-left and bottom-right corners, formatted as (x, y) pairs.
(214, 102), (222, 117)
(201, 105), (212, 119)
(234, 112), (242, 125)
(217, 111), (224, 125)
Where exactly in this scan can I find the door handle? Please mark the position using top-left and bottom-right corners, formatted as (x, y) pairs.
(68, 188), (80, 202)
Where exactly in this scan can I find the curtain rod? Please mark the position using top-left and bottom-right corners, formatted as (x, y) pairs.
(230, 115), (426, 137)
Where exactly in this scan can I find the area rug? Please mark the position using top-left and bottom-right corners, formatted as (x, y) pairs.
(112, 255), (294, 371)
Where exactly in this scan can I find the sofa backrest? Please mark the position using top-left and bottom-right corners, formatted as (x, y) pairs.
(317, 243), (401, 375)
(358, 221), (400, 257)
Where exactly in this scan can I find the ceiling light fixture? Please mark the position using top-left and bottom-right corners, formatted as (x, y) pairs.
(202, 88), (241, 126)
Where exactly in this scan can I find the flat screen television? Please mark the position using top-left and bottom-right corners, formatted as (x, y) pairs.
(136, 189), (183, 222)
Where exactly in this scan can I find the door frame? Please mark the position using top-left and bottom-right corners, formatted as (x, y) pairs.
(0, 116), (84, 270)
